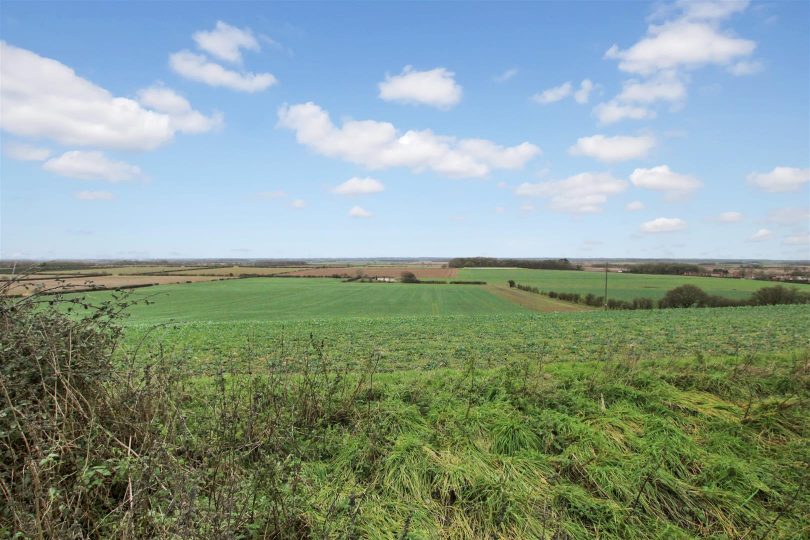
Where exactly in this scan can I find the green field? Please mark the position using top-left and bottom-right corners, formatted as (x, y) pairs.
(459, 268), (794, 301)
(91, 278), (525, 323)
(9, 274), (810, 539)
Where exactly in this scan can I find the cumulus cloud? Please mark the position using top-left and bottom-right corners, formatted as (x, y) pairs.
(193, 21), (260, 64)
(747, 167), (810, 192)
(169, 51), (276, 92)
(574, 79), (595, 104)
(626, 200), (645, 211)
(749, 228), (773, 241)
(713, 211), (744, 222)
(378, 66), (462, 109)
(599, 2), (755, 122)
(349, 205), (373, 218)
(640, 217), (687, 233)
(0, 42), (218, 150)
(532, 81), (572, 104)
(4, 142), (51, 161)
(593, 101), (656, 124)
(616, 72), (687, 103)
(515, 172), (628, 214)
(75, 190), (114, 201)
(333, 177), (385, 195)
(605, 19), (755, 75)
(137, 85), (223, 133)
(569, 134), (655, 162)
(277, 102), (540, 178)
(629, 165), (702, 200)
(290, 199), (306, 209)
(43, 151), (142, 182)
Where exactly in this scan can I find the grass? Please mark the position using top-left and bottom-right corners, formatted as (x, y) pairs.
(459, 268), (797, 301)
(79, 277), (526, 323)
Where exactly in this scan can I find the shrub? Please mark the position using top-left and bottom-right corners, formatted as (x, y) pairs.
(659, 285), (710, 309)
(400, 271), (419, 283)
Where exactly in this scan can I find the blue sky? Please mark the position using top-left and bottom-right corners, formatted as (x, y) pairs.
(1, 1), (808, 260)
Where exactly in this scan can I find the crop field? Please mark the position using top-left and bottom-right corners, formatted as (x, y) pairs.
(166, 266), (308, 276)
(7, 271), (810, 538)
(81, 277), (524, 323)
(459, 268), (790, 301)
(124, 304), (810, 373)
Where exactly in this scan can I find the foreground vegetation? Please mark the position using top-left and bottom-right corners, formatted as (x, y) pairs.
(2, 290), (809, 539)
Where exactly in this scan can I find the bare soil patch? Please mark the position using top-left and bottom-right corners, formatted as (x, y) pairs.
(285, 266), (458, 279)
(2, 275), (232, 296)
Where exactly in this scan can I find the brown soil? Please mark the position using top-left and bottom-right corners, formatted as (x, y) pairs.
(2, 275), (232, 296)
(284, 266), (458, 279)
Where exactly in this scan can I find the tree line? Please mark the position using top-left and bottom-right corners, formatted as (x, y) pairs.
(449, 257), (579, 270)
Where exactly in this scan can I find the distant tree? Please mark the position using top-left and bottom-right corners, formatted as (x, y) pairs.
(508, 280), (516, 288)
(659, 285), (709, 309)
(400, 271), (419, 283)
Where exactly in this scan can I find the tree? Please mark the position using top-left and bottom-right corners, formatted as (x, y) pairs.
(508, 280), (516, 288)
(659, 285), (709, 309)
(400, 271), (419, 283)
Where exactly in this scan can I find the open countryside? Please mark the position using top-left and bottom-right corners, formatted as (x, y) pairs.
(2, 1), (810, 539)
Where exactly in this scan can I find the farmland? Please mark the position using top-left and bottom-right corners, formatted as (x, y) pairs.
(5, 268), (810, 539)
(459, 267), (789, 301)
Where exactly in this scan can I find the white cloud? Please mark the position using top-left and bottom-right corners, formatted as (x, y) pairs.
(574, 79), (595, 104)
(43, 151), (142, 182)
(494, 68), (518, 83)
(136, 85), (222, 133)
(532, 81), (572, 104)
(569, 134), (655, 162)
(0, 42), (199, 150)
(378, 66), (462, 109)
(626, 200), (645, 211)
(193, 21), (260, 64)
(747, 167), (810, 192)
(749, 228), (773, 241)
(277, 102), (540, 178)
(676, 0), (750, 22)
(605, 19), (756, 75)
(516, 172), (628, 214)
(766, 207), (810, 225)
(783, 233), (809, 246)
(169, 50), (277, 92)
(617, 72), (687, 103)
(629, 165), (702, 200)
(4, 142), (50, 161)
(496, 181), (509, 189)
(520, 203), (536, 213)
(348, 205), (372, 218)
(290, 199), (306, 209)
(713, 211), (744, 222)
(495, 206), (505, 214)
(75, 190), (114, 201)
(727, 60), (763, 76)
(640, 217), (688, 233)
(333, 177), (385, 195)
(593, 101), (656, 124)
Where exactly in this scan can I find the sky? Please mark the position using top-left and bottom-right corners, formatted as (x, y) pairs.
(1, 0), (808, 260)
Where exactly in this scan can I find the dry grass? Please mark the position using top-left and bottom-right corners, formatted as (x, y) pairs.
(486, 284), (593, 313)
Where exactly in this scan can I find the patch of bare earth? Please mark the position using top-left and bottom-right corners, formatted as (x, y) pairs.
(285, 266), (458, 279)
(2, 275), (232, 296)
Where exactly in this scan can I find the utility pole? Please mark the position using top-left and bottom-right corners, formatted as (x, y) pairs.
(604, 260), (608, 310)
